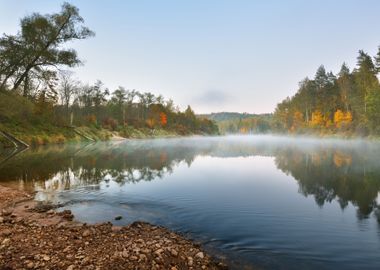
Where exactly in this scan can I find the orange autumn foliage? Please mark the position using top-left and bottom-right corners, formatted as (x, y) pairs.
(291, 111), (304, 131)
(160, 112), (167, 126)
(333, 152), (352, 167)
(334, 110), (353, 128)
(310, 110), (324, 127)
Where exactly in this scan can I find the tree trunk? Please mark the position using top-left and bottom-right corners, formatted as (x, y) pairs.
(23, 72), (29, 97)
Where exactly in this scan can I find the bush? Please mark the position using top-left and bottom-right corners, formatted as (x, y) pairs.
(102, 117), (118, 131)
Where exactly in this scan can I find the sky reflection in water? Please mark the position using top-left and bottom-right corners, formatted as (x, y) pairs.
(0, 135), (380, 270)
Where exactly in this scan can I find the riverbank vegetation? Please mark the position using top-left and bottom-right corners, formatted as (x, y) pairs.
(0, 3), (218, 148)
(273, 48), (380, 137)
(201, 112), (273, 134)
(203, 47), (380, 138)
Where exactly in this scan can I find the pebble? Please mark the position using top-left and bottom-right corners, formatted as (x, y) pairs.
(171, 249), (178, 257)
(1, 229), (12, 236)
(195, 251), (205, 259)
(139, 254), (147, 261)
(82, 229), (91, 237)
(43, 255), (50, 261)
(187, 256), (194, 266)
(26, 262), (34, 269)
(1, 209), (12, 216)
(0, 217), (3, 223)
(111, 226), (122, 232)
(67, 265), (75, 270)
(15, 217), (23, 223)
(155, 248), (164, 255)
(122, 250), (129, 258)
(1, 238), (10, 245)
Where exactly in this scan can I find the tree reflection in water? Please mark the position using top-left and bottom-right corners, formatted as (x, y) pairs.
(0, 137), (379, 222)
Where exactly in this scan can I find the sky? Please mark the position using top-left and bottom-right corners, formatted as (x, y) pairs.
(1, 0), (380, 113)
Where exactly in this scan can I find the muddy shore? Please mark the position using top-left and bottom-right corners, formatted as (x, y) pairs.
(0, 185), (227, 270)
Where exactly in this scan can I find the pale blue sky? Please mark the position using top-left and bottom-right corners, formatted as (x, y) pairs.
(1, 0), (380, 113)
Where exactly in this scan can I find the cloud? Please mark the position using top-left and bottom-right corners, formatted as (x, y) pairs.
(192, 89), (234, 105)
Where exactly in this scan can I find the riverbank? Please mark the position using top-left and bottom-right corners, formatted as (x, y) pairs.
(0, 123), (185, 150)
(0, 185), (227, 270)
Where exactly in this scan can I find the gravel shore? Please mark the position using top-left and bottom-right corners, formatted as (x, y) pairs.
(0, 185), (227, 270)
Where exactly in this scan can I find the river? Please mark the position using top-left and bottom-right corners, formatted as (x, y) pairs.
(1, 135), (379, 269)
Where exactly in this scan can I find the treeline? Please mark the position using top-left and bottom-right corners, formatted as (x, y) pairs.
(202, 113), (273, 134)
(274, 49), (380, 136)
(0, 2), (218, 139)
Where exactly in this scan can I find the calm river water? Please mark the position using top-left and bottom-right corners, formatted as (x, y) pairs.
(1, 135), (380, 269)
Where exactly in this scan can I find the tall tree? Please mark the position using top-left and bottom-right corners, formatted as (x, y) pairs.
(337, 63), (353, 112)
(374, 46), (380, 73)
(0, 2), (94, 96)
(111, 86), (127, 124)
(353, 50), (379, 117)
(58, 71), (78, 124)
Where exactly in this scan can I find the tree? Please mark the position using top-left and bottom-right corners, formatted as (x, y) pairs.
(291, 111), (304, 131)
(297, 78), (315, 122)
(337, 63), (353, 112)
(0, 2), (94, 96)
(314, 65), (329, 91)
(160, 112), (167, 126)
(111, 86), (127, 124)
(92, 80), (109, 122)
(366, 87), (380, 132)
(375, 46), (380, 73)
(310, 110), (324, 127)
(58, 71), (78, 124)
(353, 50), (378, 116)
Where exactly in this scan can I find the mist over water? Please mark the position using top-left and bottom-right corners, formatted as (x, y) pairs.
(1, 135), (380, 269)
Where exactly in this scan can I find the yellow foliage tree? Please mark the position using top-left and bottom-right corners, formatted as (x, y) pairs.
(344, 111), (352, 123)
(310, 110), (324, 127)
(334, 110), (353, 128)
(291, 111), (303, 132)
(146, 118), (155, 129)
(239, 127), (248, 134)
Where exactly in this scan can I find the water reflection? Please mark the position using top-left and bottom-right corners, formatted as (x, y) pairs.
(1, 136), (380, 222)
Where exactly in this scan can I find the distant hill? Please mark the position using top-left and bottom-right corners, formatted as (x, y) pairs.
(199, 112), (272, 122)
(198, 112), (274, 134)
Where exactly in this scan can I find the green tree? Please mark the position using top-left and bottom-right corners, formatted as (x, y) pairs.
(366, 87), (380, 132)
(0, 2), (94, 96)
(353, 50), (378, 117)
(111, 86), (127, 124)
(337, 63), (354, 112)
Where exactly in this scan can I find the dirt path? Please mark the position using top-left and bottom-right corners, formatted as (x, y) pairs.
(0, 185), (227, 270)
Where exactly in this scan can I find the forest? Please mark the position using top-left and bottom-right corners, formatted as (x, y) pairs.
(201, 112), (273, 134)
(207, 49), (380, 137)
(0, 3), (218, 146)
(273, 49), (380, 136)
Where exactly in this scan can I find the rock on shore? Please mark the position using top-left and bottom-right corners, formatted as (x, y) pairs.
(0, 185), (227, 269)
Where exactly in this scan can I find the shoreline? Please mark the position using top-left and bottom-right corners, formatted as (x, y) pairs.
(0, 185), (228, 270)
(0, 125), (217, 150)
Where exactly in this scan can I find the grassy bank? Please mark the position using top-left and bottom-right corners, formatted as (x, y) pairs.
(0, 90), (217, 149)
(0, 123), (111, 148)
(0, 122), (186, 150)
